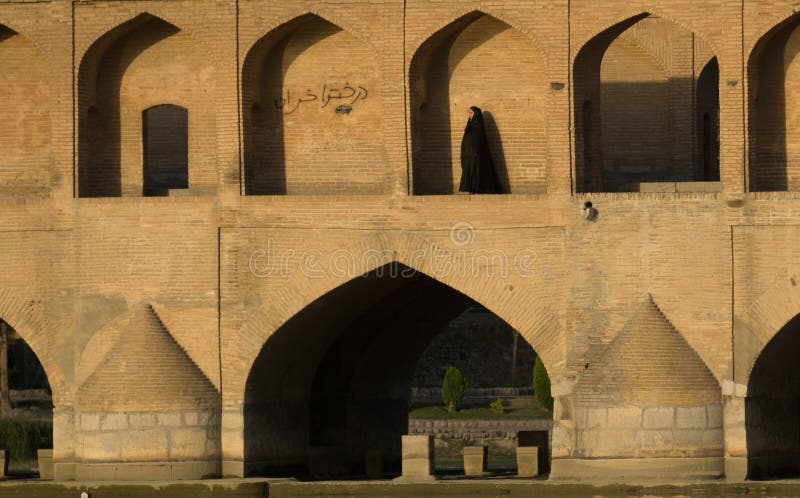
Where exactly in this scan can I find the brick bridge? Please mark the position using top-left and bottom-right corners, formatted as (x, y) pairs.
(0, 0), (799, 482)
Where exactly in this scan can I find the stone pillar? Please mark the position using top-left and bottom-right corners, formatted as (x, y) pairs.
(53, 404), (75, 480)
(221, 403), (244, 478)
(397, 435), (434, 481)
(723, 393), (748, 481)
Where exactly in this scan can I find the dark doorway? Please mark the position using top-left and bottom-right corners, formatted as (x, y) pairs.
(142, 104), (188, 196)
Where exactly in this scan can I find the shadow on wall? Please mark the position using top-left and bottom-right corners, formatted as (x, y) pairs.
(410, 11), (546, 195)
(78, 15), (179, 197)
(573, 14), (721, 192)
(482, 111), (509, 194)
(748, 17), (799, 192)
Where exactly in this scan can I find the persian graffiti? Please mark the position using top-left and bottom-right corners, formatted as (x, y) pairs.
(274, 83), (368, 115)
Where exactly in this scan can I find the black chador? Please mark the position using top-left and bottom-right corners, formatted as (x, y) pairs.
(459, 106), (501, 194)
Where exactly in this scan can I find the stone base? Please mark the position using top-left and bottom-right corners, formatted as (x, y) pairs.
(73, 460), (220, 480)
(463, 446), (487, 476)
(37, 449), (54, 480)
(401, 435), (434, 480)
(550, 457), (724, 481)
(724, 456), (747, 481)
(516, 447), (539, 477)
(0, 450), (7, 478)
(222, 459), (244, 478)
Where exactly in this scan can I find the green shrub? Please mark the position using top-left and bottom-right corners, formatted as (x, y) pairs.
(0, 416), (52, 462)
(442, 366), (467, 412)
(533, 357), (553, 411)
(489, 398), (504, 415)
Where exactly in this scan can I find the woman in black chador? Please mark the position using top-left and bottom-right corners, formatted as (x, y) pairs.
(459, 106), (501, 194)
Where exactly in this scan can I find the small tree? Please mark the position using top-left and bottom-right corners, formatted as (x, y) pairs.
(533, 356), (553, 411)
(442, 366), (467, 412)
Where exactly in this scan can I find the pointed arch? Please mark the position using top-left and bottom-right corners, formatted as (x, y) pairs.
(409, 10), (548, 195)
(77, 13), (216, 198)
(573, 12), (720, 192)
(0, 23), (52, 197)
(241, 13), (384, 195)
(746, 12), (800, 192)
(0, 289), (65, 405)
(229, 231), (566, 402)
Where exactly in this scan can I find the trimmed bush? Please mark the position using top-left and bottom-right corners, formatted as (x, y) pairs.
(0, 416), (52, 462)
(442, 366), (467, 412)
(533, 357), (553, 411)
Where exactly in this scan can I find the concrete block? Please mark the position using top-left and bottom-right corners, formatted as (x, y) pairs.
(674, 429), (704, 451)
(643, 407), (674, 429)
(0, 450), (7, 478)
(82, 432), (121, 461)
(157, 412), (183, 427)
(129, 413), (157, 428)
(80, 413), (100, 431)
(586, 408), (607, 429)
(400, 435), (434, 480)
(636, 430), (675, 456)
(169, 428), (208, 459)
(37, 449), (53, 480)
(594, 430), (637, 457)
(676, 406), (707, 429)
(463, 445), (487, 476)
(516, 446), (538, 477)
(101, 413), (128, 431)
(707, 404), (723, 428)
(607, 406), (642, 428)
(120, 429), (168, 460)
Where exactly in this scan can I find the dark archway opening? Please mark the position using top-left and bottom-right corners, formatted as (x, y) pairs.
(244, 263), (549, 480)
(142, 104), (188, 196)
(0, 320), (52, 478)
(747, 313), (800, 479)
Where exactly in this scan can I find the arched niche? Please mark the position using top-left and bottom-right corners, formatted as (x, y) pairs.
(409, 12), (547, 195)
(0, 25), (51, 197)
(77, 14), (215, 197)
(242, 14), (383, 195)
(748, 14), (800, 191)
(243, 263), (553, 478)
(574, 15), (720, 192)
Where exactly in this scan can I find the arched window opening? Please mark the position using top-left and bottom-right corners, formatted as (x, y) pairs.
(0, 320), (53, 478)
(748, 15), (800, 191)
(143, 105), (188, 196)
(244, 264), (553, 479)
(746, 313), (800, 479)
(409, 12), (546, 195)
(574, 15), (720, 192)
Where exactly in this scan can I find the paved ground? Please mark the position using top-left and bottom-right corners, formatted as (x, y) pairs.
(1, 478), (800, 498)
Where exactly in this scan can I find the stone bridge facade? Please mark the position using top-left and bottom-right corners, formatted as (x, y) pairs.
(0, 0), (799, 482)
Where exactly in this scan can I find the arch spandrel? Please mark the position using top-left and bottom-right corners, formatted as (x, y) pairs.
(224, 230), (566, 402)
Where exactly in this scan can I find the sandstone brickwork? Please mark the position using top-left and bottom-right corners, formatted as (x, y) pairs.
(0, 0), (799, 483)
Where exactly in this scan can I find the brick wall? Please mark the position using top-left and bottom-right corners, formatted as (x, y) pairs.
(0, 0), (800, 482)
